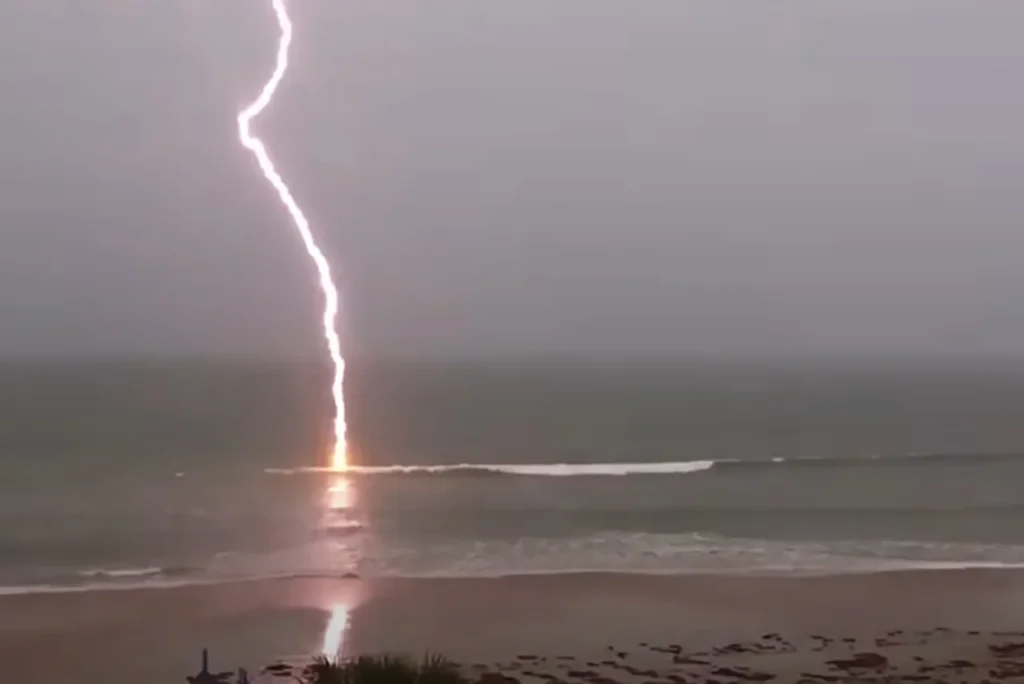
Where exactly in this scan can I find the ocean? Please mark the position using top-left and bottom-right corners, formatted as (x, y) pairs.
(4, 358), (1024, 593)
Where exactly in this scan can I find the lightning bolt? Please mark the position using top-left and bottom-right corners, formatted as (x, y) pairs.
(237, 0), (348, 470)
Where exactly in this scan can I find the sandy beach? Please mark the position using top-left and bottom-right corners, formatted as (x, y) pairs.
(2, 569), (1024, 683)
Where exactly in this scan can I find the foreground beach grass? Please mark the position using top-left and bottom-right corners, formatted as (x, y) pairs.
(258, 628), (1024, 684)
(301, 654), (469, 684)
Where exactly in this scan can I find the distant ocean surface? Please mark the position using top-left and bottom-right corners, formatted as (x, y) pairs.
(4, 358), (1024, 593)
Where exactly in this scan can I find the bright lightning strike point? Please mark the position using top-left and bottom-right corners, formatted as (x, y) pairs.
(237, 0), (348, 470)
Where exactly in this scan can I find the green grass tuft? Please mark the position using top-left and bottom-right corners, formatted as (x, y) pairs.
(302, 652), (469, 684)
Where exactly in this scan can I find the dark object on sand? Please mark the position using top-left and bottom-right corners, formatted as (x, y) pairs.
(301, 652), (470, 684)
(991, 642), (1024, 658)
(825, 652), (889, 671)
(186, 649), (234, 684)
(264, 662), (295, 677)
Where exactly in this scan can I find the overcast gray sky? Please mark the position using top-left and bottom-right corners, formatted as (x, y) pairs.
(1, 0), (1023, 359)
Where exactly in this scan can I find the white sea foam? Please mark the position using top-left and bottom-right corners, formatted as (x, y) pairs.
(265, 460), (716, 477)
(6, 532), (1024, 596)
(77, 566), (165, 579)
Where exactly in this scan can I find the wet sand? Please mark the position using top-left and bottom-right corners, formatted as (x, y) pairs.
(2, 570), (1024, 683)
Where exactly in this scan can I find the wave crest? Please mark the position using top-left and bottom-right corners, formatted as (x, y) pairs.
(266, 461), (715, 477)
(265, 452), (1024, 478)
(77, 566), (166, 579)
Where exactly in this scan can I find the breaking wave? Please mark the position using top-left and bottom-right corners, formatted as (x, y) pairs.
(264, 452), (1024, 478)
(7, 532), (1024, 596)
(265, 461), (715, 477)
(77, 566), (166, 579)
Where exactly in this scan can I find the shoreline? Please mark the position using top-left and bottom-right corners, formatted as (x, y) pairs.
(4, 562), (1024, 597)
(2, 568), (1024, 682)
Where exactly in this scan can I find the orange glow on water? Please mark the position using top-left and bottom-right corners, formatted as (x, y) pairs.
(327, 476), (354, 511)
(321, 475), (358, 657)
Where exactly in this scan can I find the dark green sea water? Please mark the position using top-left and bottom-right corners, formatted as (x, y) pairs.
(3, 358), (1024, 589)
